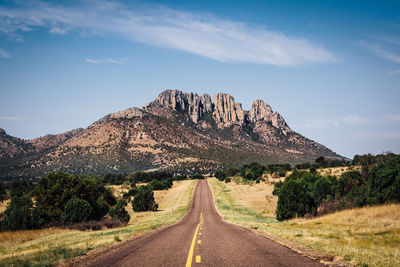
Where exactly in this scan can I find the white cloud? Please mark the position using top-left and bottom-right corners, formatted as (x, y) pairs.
(0, 116), (30, 121)
(304, 118), (339, 129)
(304, 114), (369, 129)
(389, 69), (400, 75)
(361, 41), (400, 64)
(352, 131), (400, 139)
(386, 114), (400, 122)
(341, 114), (369, 126)
(0, 48), (10, 58)
(0, 1), (336, 66)
(85, 58), (126, 64)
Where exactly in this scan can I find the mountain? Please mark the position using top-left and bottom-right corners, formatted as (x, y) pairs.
(0, 90), (342, 179)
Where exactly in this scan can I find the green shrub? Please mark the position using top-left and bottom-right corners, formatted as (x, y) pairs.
(61, 198), (92, 225)
(191, 174), (204, 179)
(276, 176), (315, 221)
(103, 188), (117, 206)
(368, 156), (400, 204)
(215, 171), (227, 181)
(224, 177), (231, 183)
(336, 171), (363, 197)
(132, 186), (158, 212)
(109, 199), (130, 223)
(33, 173), (111, 222)
(0, 182), (7, 201)
(225, 167), (239, 176)
(275, 171), (337, 221)
(2, 196), (34, 231)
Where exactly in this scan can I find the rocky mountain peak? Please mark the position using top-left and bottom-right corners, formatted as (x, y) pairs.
(148, 89), (212, 123)
(249, 99), (273, 122)
(146, 90), (291, 132)
(212, 93), (245, 125)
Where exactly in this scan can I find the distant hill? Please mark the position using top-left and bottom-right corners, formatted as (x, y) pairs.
(0, 90), (342, 179)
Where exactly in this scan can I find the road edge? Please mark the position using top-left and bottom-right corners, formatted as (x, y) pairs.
(61, 180), (199, 267)
(206, 178), (353, 267)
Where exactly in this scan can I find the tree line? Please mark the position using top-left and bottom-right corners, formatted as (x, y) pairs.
(273, 153), (400, 220)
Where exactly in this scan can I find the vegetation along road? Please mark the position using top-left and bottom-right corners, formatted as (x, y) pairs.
(74, 180), (323, 267)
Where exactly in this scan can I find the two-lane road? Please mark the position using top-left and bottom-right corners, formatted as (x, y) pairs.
(77, 180), (323, 266)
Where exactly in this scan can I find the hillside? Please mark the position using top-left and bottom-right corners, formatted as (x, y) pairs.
(0, 90), (342, 179)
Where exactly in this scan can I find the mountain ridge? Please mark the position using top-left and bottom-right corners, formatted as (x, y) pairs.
(0, 90), (342, 179)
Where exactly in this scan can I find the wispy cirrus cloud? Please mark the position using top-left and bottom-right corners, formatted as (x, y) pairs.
(361, 41), (400, 64)
(0, 116), (34, 121)
(352, 131), (400, 139)
(389, 69), (400, 75)
(304, 114), (370, 129)
(85, 58), (126, 64)
(341, 114), (369, 126)
(0, 48), (10, 58)
(386, 114), (400, 122)
(0, 0), (336, 66)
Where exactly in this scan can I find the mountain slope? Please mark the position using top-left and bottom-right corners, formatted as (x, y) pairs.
(0, 90), (342, 178)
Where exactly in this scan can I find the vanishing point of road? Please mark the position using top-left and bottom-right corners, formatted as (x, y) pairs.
(75, 180), (323, 267)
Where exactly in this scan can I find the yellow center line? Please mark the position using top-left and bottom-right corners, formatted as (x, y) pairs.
(185, 212), (203, 267)
(196, 255), (201, 263)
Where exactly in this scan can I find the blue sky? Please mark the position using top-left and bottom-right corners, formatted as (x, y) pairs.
(0, 0), (399, 158)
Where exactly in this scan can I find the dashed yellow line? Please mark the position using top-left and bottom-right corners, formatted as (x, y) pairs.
(197, 240), (201, 244)
(185, 212), (203, 267)
(196, 255), (201, 263)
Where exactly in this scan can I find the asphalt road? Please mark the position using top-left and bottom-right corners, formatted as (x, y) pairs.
(76, 180), (323, 267)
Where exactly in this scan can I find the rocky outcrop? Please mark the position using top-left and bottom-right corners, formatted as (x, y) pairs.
(212, 93), (246, 125)
(148, 89), (213, 123)
(107, 107), (144, 120)
(150, 90), (291, 132)
(249, 99), (272, 122)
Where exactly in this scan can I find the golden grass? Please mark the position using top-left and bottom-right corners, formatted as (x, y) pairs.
(318, 165), (362, 177)
(0, 180), (196, 266)
(0, 199), (10, 214)
(224, 180), (277, 216)
(209, 178), (400, 267)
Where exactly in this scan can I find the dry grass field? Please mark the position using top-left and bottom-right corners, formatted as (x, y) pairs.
(317, 165), (362, 177)
(223, 179), (277, 216)
(209, 178), (400, 267)
(0, 180), (196, 266)
(0, 199), (10, 214)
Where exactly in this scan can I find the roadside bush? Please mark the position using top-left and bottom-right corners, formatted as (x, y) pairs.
(109, 199), (130, 223)
(102, 173), (126, 185)
(215, 171), (227, 181)
(191, 174), (204, 180)
(276, 176), (315, 221)
(103, 188), (117, 206)
(224, 177), (231, 183)
(132, 186), (158, 212)
(149, 178), (173, 190)
(10, 180), (34, 197)
(275, 171), (337, 221)
(244, 172), (255, 180)
(129, 171), (172, 183)
(347, 185), (368, 207)
(0, 182), (7, 201)
(2, 196), (34, 231)
(367, 156), (400, 204)
(225, 167), (239, 176)
(61, 198), (92, 225)
(173, 175), (187, 181)
(33, 173), (111, 222)
(335, 171), (363, 197)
